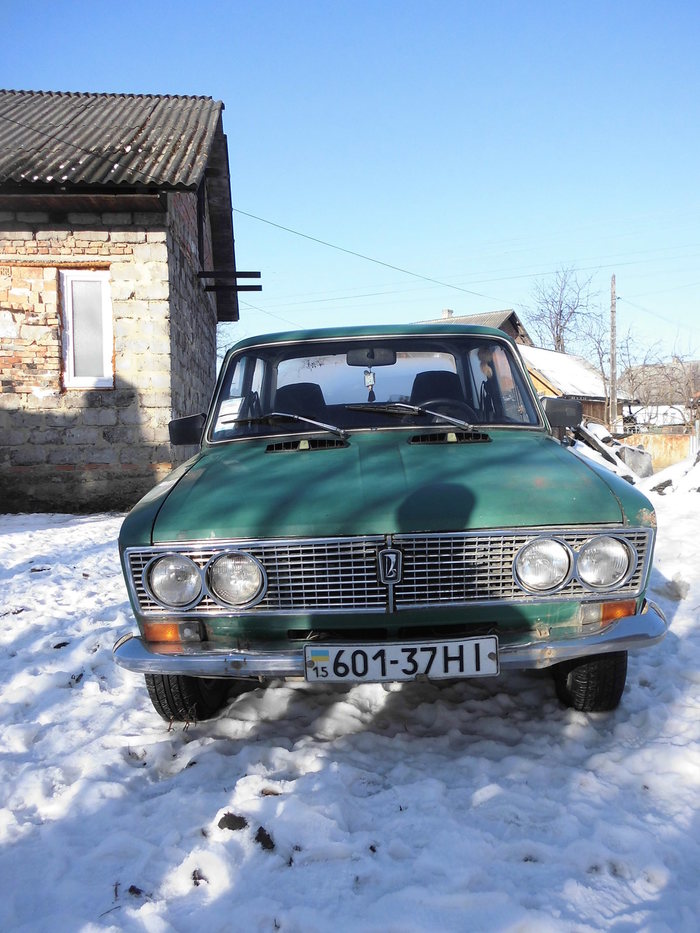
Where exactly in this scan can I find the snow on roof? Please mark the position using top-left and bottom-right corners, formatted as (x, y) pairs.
(519, 344), (631, 400)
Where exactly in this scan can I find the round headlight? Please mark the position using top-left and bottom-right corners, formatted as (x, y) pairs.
(208, 552), (264, 606)
(148, 554), (202, 607)
(578, 536), (631, 588)
(515, 538), (571, 592)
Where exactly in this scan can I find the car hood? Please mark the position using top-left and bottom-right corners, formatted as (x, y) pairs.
(149, 429), (628, 543)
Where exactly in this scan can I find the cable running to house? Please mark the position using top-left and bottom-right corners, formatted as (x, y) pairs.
(233, 208), (501, 301)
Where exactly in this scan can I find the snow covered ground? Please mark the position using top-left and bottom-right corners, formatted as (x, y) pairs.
(1, 458), (699, 932)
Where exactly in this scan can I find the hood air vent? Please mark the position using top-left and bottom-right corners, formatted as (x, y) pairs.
(266, 437), (349, 453)
(409, 431), (491, 445)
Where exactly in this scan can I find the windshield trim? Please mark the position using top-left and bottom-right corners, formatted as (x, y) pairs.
(205, 332), (546, 445)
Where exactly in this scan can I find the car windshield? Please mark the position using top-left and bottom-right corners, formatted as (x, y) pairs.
(209, 334), (541, 441)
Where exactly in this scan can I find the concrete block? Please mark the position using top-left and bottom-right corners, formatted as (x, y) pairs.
(109, 230), (146, 243)
(64, 426), (101, 446)
(118, 406), (146, 426)
(82, 448), (117, 465)
(142, 260), (171, 283)
(35, 229), (70, 241)
(133, 213), (166, 228)
(1, 230), (35, 241)
(133, 242), (169, 264)
(616, 445), (654, 478)
(73, 229), (110, 242)
(17, 212), (50, 224)
(146, 301), (170, 318)
(82, 408), (118, 426)
(103, 213), (133, 226)
(119, 444), (157, 464)
(134, 281), (169, 301)
(143, 372), (170, 391)
(108, 261), (137, 281)
(67, 213), (102, 225)
(47, 447), (81, 465)
(11, 446), (48, 465)
(4, 428), (31, 445)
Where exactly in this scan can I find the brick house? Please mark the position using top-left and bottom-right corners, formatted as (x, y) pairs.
(0, 90), (243, 512)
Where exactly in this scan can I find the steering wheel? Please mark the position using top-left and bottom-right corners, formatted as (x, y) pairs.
(418, 398), (479, 422)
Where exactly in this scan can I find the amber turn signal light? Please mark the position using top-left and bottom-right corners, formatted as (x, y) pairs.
(143, 622), (181, 644)
(601, 600), (637, 625)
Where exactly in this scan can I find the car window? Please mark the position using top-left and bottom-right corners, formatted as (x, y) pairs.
(210, 335), (540, 440)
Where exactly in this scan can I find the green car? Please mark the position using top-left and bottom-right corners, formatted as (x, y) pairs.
(114, 324), (667, 721)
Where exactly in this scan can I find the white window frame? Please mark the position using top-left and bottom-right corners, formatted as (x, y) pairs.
(60, 270), (114, 389)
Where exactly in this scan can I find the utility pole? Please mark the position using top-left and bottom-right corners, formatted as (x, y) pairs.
(610, 274), (617, 431)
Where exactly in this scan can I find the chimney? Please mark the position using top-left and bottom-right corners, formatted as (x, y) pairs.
(442, 309), (454, 319)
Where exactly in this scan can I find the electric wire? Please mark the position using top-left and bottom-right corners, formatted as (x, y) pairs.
(233, 208), (504, 302)
(2, 109), (697, 340)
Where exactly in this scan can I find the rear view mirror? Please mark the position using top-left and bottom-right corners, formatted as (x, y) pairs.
(541, 397), (583, 429)
(346, 347), (397, 367)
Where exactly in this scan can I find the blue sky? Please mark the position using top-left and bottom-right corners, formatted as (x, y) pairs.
(3, 0), (699, 358)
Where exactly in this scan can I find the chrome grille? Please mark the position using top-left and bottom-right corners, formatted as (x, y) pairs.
(126, 527), (652, 616)
(393, 529), (651, 607)
(127, 536), (386, 615)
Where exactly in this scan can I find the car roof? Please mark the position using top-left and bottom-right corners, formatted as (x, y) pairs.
(227, 322), (513, 356)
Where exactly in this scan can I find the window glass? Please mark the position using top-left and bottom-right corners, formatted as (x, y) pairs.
(71, 280), (104, 377)
(211, 336), (541, 441)
(276, 351), (456, 405)
(60, 271), (113, 388)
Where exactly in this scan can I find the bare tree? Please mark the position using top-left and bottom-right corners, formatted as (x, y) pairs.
(525, 267), (597, 353)
(619, 337), (700, 428)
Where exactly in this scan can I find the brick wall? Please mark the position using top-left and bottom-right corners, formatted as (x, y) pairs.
(0, 201), (217, 513)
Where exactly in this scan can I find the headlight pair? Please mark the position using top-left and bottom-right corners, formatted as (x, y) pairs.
(145, 551), (265, 609)
(515, 535), (633, 593)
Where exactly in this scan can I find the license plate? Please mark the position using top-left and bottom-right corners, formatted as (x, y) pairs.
(304, 636), (499, 683)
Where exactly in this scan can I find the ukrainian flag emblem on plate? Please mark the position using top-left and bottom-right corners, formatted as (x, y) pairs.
(309, 649), (330, 664)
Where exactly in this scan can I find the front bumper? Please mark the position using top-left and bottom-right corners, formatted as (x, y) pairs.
(113, 600), (667, 679)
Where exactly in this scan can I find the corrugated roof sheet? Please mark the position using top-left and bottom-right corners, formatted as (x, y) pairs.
(0, 90), (223, 189)
(421, 310), (516, 328)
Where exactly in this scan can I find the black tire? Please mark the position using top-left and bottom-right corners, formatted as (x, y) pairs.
(144, 674), (232, 722)
(553, 651), (628, 712)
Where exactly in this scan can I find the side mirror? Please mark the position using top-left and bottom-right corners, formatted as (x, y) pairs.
(169, 412), (206, 445)
(541, 397), (582, 429)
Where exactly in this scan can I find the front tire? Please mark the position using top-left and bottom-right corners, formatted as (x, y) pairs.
(553, 651), (628, 712)
(144, 674), (232, 722)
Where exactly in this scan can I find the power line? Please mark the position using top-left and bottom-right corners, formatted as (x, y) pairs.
(624, 279), (700, 300)
(233, 207), (503, 302)
(617, 297), (700, 334)
(237, 299), (301, 328)
(4, 110), (696, 330)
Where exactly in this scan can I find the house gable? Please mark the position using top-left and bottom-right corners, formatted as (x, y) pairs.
(0, 90), (239, 511)
(421, 309), (534, 346)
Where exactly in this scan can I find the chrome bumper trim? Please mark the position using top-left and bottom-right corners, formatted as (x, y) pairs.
(113, 601), (668, 678)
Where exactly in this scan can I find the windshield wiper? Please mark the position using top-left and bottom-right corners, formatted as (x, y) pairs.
(231, 411), (349, 440)
(345, 402), (478, 432)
